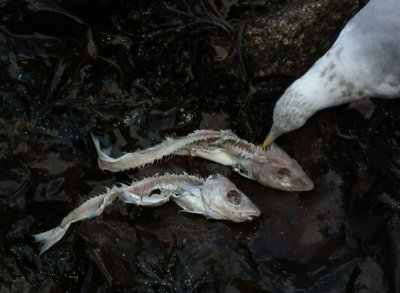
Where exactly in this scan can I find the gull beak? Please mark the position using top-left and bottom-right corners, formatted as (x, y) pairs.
(261, 132), (275, 150)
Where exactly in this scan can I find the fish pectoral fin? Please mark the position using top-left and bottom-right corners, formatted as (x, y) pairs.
(177, 209), (204, 216)
(121, 190), (140, 204)
(234, 165), (252, 179)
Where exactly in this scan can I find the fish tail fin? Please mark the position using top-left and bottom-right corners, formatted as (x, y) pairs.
(33, 224), (71, 254)
(91, 133), (118, 163)
(33, 191), (118, 254)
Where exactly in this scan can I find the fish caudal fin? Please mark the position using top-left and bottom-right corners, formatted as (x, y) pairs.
(33, 224), (71, 254)
(91, 133), (118, 163)
(33, 191), (117, 254)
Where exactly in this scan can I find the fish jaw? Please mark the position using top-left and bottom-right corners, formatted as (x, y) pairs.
(171, 187), (206, 215)
(201, 175), (261, 222)
(250, 144), (314, 192)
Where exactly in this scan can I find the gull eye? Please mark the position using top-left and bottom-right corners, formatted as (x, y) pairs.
(276, 168), (291, 179)
(227, 190), (241, 205)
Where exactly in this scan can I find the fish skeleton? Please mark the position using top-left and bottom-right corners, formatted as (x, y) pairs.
(92, 129), (314, 191)
(91, 130), (224, 172)
(33, 173), (260, 254)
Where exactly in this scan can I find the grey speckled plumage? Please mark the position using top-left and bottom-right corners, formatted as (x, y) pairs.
(263, 0), (400, 147)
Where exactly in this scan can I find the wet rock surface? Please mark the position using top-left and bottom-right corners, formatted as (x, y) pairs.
(0, 0), (398, 292)
(243, 0), (362, 77)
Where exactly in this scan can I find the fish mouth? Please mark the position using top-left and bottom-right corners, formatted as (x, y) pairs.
(276, 180), (314, 192)
(263, 173), (314, 192)
(240, 208), (261, 221)
(291, 175), (314, 191)
(299, 178), (314, 191)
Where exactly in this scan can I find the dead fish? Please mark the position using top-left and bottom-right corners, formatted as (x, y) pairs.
(172, 174), (261, 222)
(91, 130), (223, 172)
(176, 130), (314, 191)
(92, 129), (314, 191)
(33, 173), (260, 254)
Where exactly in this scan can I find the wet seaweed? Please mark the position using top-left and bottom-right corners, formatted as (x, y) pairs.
(0, 0), (399, 292)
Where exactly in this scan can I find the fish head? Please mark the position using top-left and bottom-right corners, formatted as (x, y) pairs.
(252, 143), (314, 191)
(201, 174), (261, 222)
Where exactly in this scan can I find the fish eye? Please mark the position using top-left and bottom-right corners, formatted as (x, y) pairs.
(227, 190), (241, 205)
(276, 168), (291, 179)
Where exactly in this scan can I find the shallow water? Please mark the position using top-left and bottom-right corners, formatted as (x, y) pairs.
(1, 1), (399, 292)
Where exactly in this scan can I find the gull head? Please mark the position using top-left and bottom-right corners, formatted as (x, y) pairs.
(263, 86), (316, 149)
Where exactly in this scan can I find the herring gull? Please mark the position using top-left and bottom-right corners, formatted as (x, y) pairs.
(262, 0), (400, 148)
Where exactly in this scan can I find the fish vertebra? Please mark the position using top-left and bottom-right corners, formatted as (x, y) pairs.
(91, 130), (222, 172)
(33, 173), (260, 254)
(92, 129), (314, 191)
